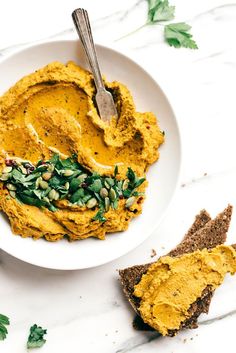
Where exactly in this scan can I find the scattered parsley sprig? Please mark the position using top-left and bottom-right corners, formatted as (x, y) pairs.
(27, 324), (47, 349)
(164, 22), (198, 49)
(117, 0), (198, 49)
(0, 314), (10, 341)
(148, 0), (175, 22)
(0, 315), (47, 350)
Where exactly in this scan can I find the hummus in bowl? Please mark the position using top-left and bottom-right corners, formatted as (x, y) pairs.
(0, 41), (181, 269)
(0, 60), (164, 241)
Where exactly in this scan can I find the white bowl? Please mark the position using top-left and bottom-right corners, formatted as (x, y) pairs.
(0, 40), (181, 270)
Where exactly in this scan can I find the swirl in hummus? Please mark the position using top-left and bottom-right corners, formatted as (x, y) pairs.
(0, 61), (164, 241)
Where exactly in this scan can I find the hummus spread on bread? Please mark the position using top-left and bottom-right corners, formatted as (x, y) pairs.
(134, 245), (236, 335)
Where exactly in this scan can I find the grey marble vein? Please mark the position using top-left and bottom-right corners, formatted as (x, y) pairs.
(193, 51), (225, 63)
(0, 28), (74, 56)
(94, 0), (144, 27)
(200, 308), (236, 326)
(115, 331), (161, 353)
(115, 308), (236, 353)
(181, 173), (210, 188)
(119, 0), (145, 21)
(190, 3), (236, 23)
(180, 166), (236, 189)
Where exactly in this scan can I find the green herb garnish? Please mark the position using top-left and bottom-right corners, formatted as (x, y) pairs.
(116, 0), (197, 49)
(0, 314), (10, 341)
(27, 324), (47, 349)
(0, 155), (145, 222)
(148, 0), (175, 22)
(92, 209), (107, 222)
(164, 22), (198, 49)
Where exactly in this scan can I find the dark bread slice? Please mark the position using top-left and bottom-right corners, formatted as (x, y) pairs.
(119, 209), (212, 314)
(119, 205), (232, 336)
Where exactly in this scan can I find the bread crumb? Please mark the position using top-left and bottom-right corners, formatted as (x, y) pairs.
(151, 249), (157, 258)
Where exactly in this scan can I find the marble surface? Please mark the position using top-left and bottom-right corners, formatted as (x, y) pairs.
(1, 0), (236, 352)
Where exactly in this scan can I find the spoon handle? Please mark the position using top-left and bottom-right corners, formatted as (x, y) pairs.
(72, 8), (104, 91)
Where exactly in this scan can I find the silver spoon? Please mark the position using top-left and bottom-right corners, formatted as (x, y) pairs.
(72, 8), (118, 123)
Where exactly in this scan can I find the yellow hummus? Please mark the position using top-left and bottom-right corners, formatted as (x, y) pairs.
(0, 61), (164, 241)
(134, 245), (236, 335)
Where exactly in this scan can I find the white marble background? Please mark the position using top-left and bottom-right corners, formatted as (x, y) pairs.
(1, 0), (236, 352)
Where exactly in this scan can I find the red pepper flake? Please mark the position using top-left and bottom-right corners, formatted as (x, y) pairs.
(5, 159), (17, 167)
(137, 197), (143, 204)
(146, 125), (150, 129)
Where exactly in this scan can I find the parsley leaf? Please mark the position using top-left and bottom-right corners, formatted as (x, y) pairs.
(27, 324), (47, 349)
(126, 167), (136, 184)
(148, 0), (175, 22)
(164, 22), (198, 49)
(0, 314), (10, 341)
(92, 209), (106, 222)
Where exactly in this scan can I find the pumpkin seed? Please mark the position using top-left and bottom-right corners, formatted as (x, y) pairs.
(9, 191), (16, 198)
(109, 188), (116, 202)
(54, 191), (60, 201)
(6, 183), (16, 191)
(35, 176), (42, 188)
(125, 196), (136, 208)
(47, 164), (55, 173)
(100, 187), (108, 199)
(2, 166), (12, 173)
(64, 182), (70, 190)
(105, 197), (110, 212)
(62, 169), (74, 177)
(48, 189), (57, 201)
(0, 173), (10, 181)
(113, 199), (118, 210)
(42, 196), (50, 203)
(77, 173), (87, 182)
(39, 180), (49, 190)
(19, 165), (27, 174)
(122, 179), (129, 190)
(104, 180), (110, 189)
(86, 197), (97, 209)
(42, 172), (52, 181)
